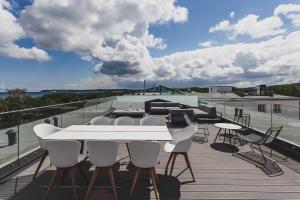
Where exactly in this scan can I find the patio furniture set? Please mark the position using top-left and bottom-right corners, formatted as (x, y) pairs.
(33, 115), (198, 200)
(212, 108), (283, 165)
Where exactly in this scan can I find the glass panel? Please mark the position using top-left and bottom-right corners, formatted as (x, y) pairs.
(242, 100), (271, 132)
(61, 102), (85, 127)
(272, 103), (300, 146)
(0, 112), (19, 167)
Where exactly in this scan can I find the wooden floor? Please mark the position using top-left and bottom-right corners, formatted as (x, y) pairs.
(1, 116), (300, 200)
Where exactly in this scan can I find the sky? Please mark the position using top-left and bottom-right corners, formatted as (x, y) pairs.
(1, 0), (300, 91)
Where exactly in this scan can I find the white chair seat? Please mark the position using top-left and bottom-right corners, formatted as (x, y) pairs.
(164, 141), (176, 152)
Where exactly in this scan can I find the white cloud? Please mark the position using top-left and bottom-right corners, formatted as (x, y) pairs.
(274, 4), (300, 28)
(20, 0), (187, 77)
(0, 0), (49, 61)
(229, 11), (235, 18)
(151, 30), (300, 86)
(198, 40), (218, 48)
(287, 14), (300, 28)
(210, 14), (285, 39)
(209, 20), (231, 33)
(3, 1), (300, 89)
(274, 4), (300, 16)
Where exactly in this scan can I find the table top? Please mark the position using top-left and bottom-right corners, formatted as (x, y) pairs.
(44, 125), (172, 141)
(214, 123), (241, 130)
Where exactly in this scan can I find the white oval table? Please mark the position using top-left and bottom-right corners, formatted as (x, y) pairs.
(213, 123), (242, 146)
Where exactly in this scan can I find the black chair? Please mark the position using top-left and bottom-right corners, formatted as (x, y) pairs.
(236, 114), (251, 134)
(237, 126), (283, 164)
(184, 113), (208, 142)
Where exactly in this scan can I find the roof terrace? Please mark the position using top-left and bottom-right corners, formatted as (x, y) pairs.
(0, 94), (300, 200)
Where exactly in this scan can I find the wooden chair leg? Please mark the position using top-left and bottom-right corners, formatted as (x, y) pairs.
(33, 151), (48, 180)
(108, 167), (118, 200)
(164, 153), (174, 175)
(70, 167), (79, 200)
(153, 168), (159, 185)
(80, 140), (84, 154)
(149, 168), (159, 200)
(183, 153), (195, 182)
(44, 168), (59, 200)
(129, 168), (140, 200)
(169, 153), (178, 176)
(85, 167), (100, 200)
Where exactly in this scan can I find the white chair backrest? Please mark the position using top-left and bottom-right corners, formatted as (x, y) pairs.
(33, 124), (62, 150)
(45, 140), (81, 168)
(90, 116), (112, 125)
(128, 141), (160, 168)
(140, 116), (161, 126)
(114, 116), (135, 125)
(172, 125), (198, 152)
(86, 141), (119, 167)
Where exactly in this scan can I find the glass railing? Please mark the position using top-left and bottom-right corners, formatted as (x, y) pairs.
(0, 96), (116, 172)
(200, 97), (300, 146)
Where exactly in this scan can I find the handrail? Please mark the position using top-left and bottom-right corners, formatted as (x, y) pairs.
(198, 97), (300, 100)
(0, 97), (115, 116)
(199, 97), (300, 108)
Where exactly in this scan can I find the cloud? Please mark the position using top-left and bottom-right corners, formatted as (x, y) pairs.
(210, 14), (285, 39)
(274, 4), (300, 28)
(198, 40), (218, 48)
(151, 30), (300, 86)
(65, 76), (118, 89)
(0, 0), (49, 61)
(98, 60), (142, 76)
(274, 4), (300, 16)
(3, 1), (300, 89)
(19, 0), (187, 76)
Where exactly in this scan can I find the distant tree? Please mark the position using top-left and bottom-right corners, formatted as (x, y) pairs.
(5, 88), (27, 111)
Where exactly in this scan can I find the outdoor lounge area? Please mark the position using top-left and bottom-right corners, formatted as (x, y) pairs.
(1, 108), (300, 200)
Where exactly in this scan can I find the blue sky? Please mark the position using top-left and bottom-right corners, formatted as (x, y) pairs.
(1, 0), (300, 91)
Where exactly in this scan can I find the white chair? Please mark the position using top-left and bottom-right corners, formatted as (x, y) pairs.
(128, 141), (160, 200)
(85, 141), (119, 200)
(164, 125), (198, 181)
(44, 140), (82, 200)
(33, 124), (62, 180)
(140, 116), (161, 126)
(114, 116), (135, 125)
(90, 116), (112, 125)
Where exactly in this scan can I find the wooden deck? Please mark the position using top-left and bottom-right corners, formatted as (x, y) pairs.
(1, 116), (300, 200)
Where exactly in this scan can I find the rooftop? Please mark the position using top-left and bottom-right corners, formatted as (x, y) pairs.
(1, 95), (300, 200)
(1, 115), (300, 200)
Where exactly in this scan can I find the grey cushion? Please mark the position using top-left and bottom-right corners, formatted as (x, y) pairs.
(193, 109), (209, 118)
(198, 104), (217, 118)
(169, 109), (194, 124)
(150, 102), (180, 108)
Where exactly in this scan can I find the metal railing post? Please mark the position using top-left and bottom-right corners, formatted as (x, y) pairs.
(271, 103), (273, 128)
(223, 98), (226, 117)
(82, 102), (85, 124)
(17, 112), (20, 166)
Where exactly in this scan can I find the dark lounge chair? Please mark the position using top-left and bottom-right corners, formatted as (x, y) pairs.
(237, 126), (283, 164)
